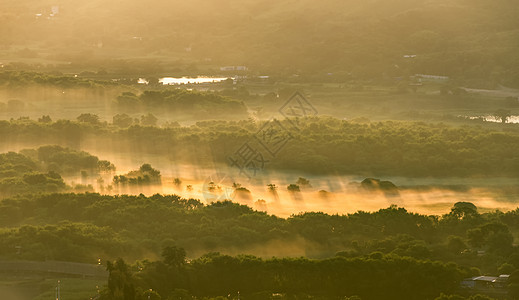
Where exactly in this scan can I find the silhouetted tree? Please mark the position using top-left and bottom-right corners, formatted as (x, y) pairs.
(287, 184), (300, 192)
(104, 258), (137, 300)
(162, 246), (186, 268)
(141, 113), (158, 126)
(77, 113), (100, 125)
(494, 109), (512, 123)
(113, 114), (133, 128)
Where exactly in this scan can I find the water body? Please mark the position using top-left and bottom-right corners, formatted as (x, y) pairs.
(464, 115), (519, 124)
(158, 77), (232, 85)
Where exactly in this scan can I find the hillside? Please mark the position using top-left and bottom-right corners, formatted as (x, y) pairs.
(1, 0), (518, 86)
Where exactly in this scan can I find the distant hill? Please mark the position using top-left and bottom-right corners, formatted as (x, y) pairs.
(2, 0), (518, 86)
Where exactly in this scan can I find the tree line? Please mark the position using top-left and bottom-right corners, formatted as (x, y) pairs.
(2, 193), (519, 276)
(1, 116), (519, 177)
(114, 89), (248, 118)
(0, 146), (114, 196)
(2, 192), (519, 298)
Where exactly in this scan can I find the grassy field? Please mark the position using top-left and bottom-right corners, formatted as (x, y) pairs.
(0, 275), (104, 300)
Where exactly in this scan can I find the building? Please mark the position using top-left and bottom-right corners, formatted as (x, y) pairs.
(414, 74), (449, 81)
(461, 275), (509, 297)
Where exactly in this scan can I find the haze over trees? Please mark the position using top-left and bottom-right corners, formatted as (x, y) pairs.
(0, 146), (115, 196)
(115, 90), (247, 118)
(2, 0), (519, 87)
(1, 117), (518, 177)
(0, 192), (518, 298)
(1, 0), (519, 299)
(113, 164), (161, 185)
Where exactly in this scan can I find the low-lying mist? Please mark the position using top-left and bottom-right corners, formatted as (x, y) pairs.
(66, 148), (519, 218)
(1, 140), (518, 218)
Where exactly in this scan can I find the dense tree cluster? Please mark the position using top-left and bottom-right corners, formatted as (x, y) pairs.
(1, 193), (519, 276)
(0, 151), (67, 195)
(0, 71), (114, 89)
(1, 191), (519, 298)
(0, 146), (114, 196)
(1, 117), (518, 177)
(113, 164), (161, 185)
(28, 145), (114, 175)
(100, 251), (467, 300)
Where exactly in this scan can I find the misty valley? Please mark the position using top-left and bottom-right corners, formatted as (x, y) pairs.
(2, 0), (519, 299)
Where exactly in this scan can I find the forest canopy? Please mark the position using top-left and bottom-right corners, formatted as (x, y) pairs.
(1, 193), (519, 298)
(0, 146), (114, 196)
(1, 117), (518, 177)
(1, 1), (519, 299)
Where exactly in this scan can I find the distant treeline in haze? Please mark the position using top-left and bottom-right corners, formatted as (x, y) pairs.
(2, 0), (519, 87)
